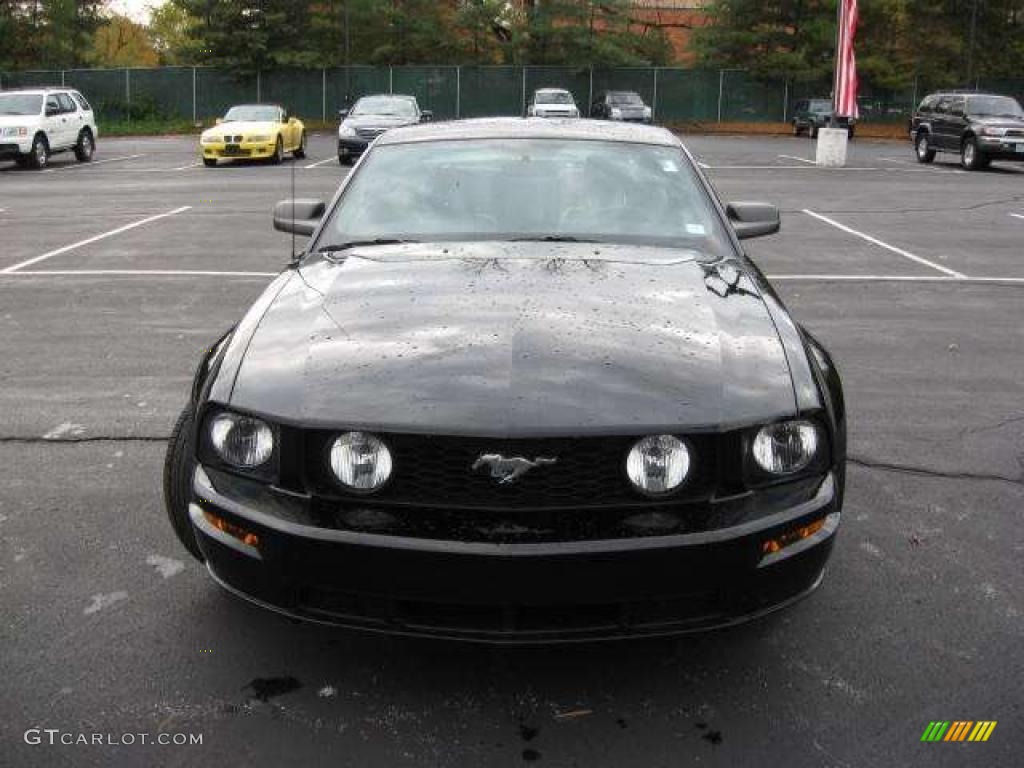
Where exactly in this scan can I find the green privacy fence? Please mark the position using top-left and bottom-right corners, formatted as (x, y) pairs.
(3, 65), (1023, 126)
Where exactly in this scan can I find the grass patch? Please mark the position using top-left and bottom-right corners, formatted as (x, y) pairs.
(100, 119), (200, 137)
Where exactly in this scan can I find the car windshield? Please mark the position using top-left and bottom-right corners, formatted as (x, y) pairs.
(536, 91), (573, 105)
(0, 93), (43, 115)
(351, 97), (417, 117)
(314, 138), (732, 257)
(610, 92), (643, 105)
(223, 105), (280, 122)
(809, 100), (833, 113)
(967, 95), (1024, 118)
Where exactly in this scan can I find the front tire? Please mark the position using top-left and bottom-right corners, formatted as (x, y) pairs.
(809, 124), (819, 139)
(339, 154), (351, 166)
(27, 133), (49, 169)
(163, 407), (204, 561)
(293, 131), (306, 159)
(915, 132), (935, 163)
(203, 158), (217, 167)
(271, 135), (284, 164)
(961, 137), (989, 171)
(74, 129), (94, 162)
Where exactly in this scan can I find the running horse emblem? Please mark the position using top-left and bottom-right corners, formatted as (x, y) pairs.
(471, 454), (558, 485)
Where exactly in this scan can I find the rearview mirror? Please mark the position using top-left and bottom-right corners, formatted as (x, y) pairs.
(273, 199), (326, 237)
(726, 202), (780, 240)
(337, 108), (349, 120)
(420, 110), (433, 122)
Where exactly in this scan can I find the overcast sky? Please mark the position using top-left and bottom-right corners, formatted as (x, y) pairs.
(108, 0), (165, 24)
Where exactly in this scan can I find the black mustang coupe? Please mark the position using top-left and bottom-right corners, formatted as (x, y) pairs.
(165, 119), (845, 642)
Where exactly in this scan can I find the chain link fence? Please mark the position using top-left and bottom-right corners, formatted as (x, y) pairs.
(2, 65), (1022, 127)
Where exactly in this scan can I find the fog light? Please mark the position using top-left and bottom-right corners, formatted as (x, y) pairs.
(626, 435), (690, 496)
(203, 509), (259, 548)
(330, 432), (393, 492)
(761, 517), (826, 555)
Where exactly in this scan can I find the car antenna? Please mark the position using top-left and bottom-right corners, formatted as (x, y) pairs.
(290, 133), (296, 262)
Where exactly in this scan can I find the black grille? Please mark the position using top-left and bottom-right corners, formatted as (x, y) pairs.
(304, 432), (719, 509)
(355, 127), (386, 140)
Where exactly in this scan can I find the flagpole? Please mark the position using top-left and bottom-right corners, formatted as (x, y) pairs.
(832, 0), (844, 125)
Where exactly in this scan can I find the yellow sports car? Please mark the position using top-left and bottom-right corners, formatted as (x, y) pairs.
(200, 103), (306, 166)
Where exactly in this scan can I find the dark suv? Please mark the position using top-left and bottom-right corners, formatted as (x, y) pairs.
(791, 99), (855, 139)
(910, 91), (1024, 170)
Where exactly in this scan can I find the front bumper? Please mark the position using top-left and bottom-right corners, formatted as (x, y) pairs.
(201, 140), (278, 160)
(0, 138), (32, 159)
(190, 466), (841, 643)
(337, 137), (370, 159)
(978, 137), (1024, 160)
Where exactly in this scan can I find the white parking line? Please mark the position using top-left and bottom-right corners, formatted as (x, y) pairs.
(0, 269), (275, 278)
(0, 206), (192, 273)
(168, 161), (201, 171)
(778, 154), (817, 165)
(303, 156), (337, 169)
(41, 154), (145, 173)
(802, 209), (967, 279)
(1010, 213), (1024, 221)
(879, 157), (912, 165)
(768, 274), (1024, 285)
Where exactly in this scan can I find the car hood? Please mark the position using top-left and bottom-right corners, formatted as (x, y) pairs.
(202, 120), (279, 138)
(0, 114), (40, 127)
(972, 116), (1024, 129)
(228, 243), (797, 436)
(343, 114), (419, 130)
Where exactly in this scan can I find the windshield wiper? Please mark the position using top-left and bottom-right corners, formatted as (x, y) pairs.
(316, 238), (417, 257)
(509, 235), (602, 244)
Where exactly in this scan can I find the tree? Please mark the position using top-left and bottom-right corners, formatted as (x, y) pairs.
(91, 13), (159, 67)
(149, 1), (197, 64)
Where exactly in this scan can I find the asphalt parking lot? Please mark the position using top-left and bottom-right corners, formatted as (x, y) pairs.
(1, 131), (1021, 767)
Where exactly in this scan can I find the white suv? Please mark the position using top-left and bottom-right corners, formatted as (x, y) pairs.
(0, 87), (98, 169)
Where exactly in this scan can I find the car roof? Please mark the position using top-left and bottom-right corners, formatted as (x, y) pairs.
(925, 91), (1011, 98)
(227, 103), (283, 109)
(376, 117), (680, 147)
(357, 93), (416, 100)
(1, 87), (71, 93)
(535, 88), (571, 94)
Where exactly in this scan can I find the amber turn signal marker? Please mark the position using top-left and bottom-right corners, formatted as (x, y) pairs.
(762, 517), (826, 555)
(203, 509), (259, 548)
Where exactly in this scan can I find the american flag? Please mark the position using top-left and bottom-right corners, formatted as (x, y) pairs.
(834, 0), (860, 119)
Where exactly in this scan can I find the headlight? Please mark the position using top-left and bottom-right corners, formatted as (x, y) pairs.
(569, 107), (579, 117)
(979, 126), (1005, 137)
(643, 106), (653, 118)
(626, 435), (690, 496)
(248, 134), (271, 142)
(610, 108), (622, 119)
(200, 134), (219, 144)
(338, 123), (356, 137)
(330, 432), (393, 492)
(209, 413), (274, 468)
(752, 420), (819, 475)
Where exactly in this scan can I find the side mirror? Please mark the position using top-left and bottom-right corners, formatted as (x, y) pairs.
(337, 108), (349, 120)
(215, 117), (224, 125)
(420, 110), (433, 122)
(726, 202), (780, 240)
(273, 199), (326, 237)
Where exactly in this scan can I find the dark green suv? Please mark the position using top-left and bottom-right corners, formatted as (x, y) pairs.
(791, 99), (855, 139)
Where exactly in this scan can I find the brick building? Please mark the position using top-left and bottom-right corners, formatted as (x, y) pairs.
(514, 1), (710, 63)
